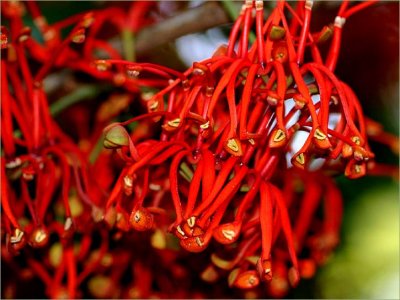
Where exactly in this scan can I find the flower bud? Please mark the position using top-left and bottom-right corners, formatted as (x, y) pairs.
(213, 221), (241, 244)
(233, 270), (260, 289)
(103, 124), (130, 149)
(129, 205), (154, 231)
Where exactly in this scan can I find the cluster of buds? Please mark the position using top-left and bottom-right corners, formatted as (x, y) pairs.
(1, 1), (170, 298)
(1, 2), (100, 256)
(1, 0), (159, 244)
(1, 0), (398, 298)
(99, 0), (392, 295)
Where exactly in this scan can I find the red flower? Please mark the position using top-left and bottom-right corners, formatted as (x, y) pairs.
(1, 1), (398, 298)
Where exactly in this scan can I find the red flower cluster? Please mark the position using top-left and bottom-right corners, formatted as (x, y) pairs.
(100, 0), (379, 290)
(1, 1), (398, 299)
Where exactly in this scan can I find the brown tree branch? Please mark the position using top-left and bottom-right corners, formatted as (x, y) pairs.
(135, 1), (231, 56)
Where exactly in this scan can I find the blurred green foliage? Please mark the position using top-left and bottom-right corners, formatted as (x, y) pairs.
(317, 177), (399, 299)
